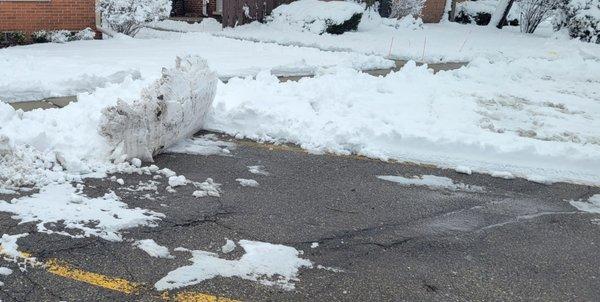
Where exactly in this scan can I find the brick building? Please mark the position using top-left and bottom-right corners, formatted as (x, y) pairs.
(0, 0), (98, 33)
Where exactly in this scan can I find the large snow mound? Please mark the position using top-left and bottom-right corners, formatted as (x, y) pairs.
(268, 0), (364, 34)
(207, 55), (600, 185)
(101, 55), (217, 162)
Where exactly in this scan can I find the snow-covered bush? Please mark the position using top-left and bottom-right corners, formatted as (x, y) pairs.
(554, 0), (600, 43)
(390, 0), (424, 18)
(32, 30), (49, 43)
(75, 28), (96, 40)
(48, 30), (72, 43)
(518, 0), (559, 33)
(99, 0), (172, 36)
(268, 0), (364, 34)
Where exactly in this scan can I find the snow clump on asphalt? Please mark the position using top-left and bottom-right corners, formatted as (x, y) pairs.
(133, 239), (174, 258)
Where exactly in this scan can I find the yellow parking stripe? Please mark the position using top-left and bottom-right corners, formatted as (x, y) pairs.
(1, 246), (239, 301)
(45, 259), (142, 294)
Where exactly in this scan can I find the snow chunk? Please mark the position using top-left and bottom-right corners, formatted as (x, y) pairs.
(310, 242), (319, 248)
(455, 166), (472, 175)
(248, 165), (269, 176)
(0, 267), (12, 275)
(154, 240), (313, 290)
(0, 183), (164, 241)
(100, 55), (217, 162)
(570, 194), (600, 214)
(0, 234), (28, 260)
(133, 239), (174, 259)
(377, 175), (484, 192)
(192, 178), (221, 197)
(236, 178), (259, 187)
(166, 134), (235, 156)
(168, 175), (187, 187)
(131, 158), (142, 168)
(221, 239), (236, 253)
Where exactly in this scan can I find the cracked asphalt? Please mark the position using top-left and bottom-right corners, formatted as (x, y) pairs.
(1, 133), (600, 301)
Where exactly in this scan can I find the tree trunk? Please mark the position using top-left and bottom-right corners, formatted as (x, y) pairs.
(488, 0), (515, 29)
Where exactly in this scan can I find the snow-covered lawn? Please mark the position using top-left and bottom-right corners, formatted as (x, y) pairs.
(0, 30), (391, 102)
(219, 12), (600, 62)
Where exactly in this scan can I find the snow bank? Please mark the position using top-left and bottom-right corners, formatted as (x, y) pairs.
(100, 55), (217, 161)
(207, 55), (600, 185)
(268, 0), (364, 34)
(155, 240), (312, 290)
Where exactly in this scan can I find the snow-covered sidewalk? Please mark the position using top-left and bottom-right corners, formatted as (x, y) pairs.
(218, 12), (600, 62)
(0, 30), (391, 102)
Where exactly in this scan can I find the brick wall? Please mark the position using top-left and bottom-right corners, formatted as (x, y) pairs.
(421, 0), (446, 23)
(181, 0), (217, 16)
(0, 0), (96, 32)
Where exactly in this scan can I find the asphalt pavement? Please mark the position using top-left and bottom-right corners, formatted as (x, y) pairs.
(1, 133), (599, 301)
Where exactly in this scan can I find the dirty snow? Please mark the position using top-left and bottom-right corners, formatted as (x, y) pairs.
(0, 183), (163, 241)
(133, 239), (174, 259)
(236, 178), (259, 187)
(377, 175), (484, 192)
(570, 195), (600, 214)
(155, 240), (312, 290)
(165, 134), (235, 156)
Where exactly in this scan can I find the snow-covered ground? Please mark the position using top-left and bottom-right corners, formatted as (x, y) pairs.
(219, 10), (600, 62)
(0, 30), (391, 102)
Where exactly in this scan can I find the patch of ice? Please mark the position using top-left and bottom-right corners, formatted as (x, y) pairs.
(165, 135), (235, 156)
(133, 239), (174, 259)
(377, 175), (484, 192)
(221, 239), (236, 253)
(248, 165), (269, 176)
(0, 183), (164, 241)
(155, 240), (313, 290)
(570, 194), (600, 214)
(236, 178), (259, 187)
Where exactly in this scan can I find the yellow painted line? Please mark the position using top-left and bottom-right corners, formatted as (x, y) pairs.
(163, 291), (240, 302)
(45, 258), (142, 294)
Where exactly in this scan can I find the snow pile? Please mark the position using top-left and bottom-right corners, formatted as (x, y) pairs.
(101, 55), (217, 162)
(133, 239), (174, 258)
(267, 0), (364, 34)
(207, 56), (600, 185)
(0, 184), (164, 241)
(570, 194), (600, 213)
(221, 239), (236, 253)
(155, 240), (312, 290)
(377, 175), (484, 192)
(165, 134), (235, 156)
